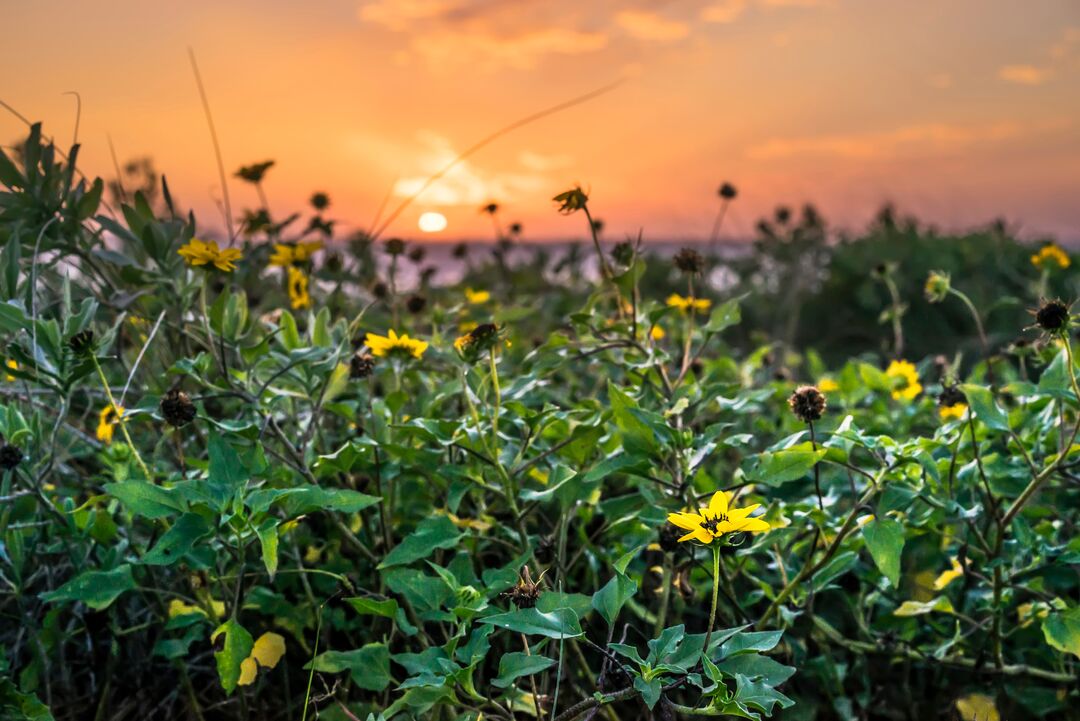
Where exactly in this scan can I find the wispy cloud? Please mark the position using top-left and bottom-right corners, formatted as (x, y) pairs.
(998, 26), (1079, 86)
(615, 10), (689, 41)
(998, 64), (1051, 86)
(700, 0), (747, 24)
(411, 27), (607, 70)
(745, 120), (1068, 160)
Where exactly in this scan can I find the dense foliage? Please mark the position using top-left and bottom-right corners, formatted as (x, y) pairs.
(1, 125), (1079, 721)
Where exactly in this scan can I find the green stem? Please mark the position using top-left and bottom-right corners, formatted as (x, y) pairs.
(702, 544), (721, 657)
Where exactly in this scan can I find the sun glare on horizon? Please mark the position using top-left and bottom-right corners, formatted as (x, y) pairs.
(418, 211), (448, 233)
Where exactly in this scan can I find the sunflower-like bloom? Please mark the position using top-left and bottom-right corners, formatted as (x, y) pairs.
(924, 270), (951, 303)
(885, 359), (921, 401)
(818, 377), (839, 392)
(269, 240), (323, 268)
(178, 239), (242, 272)
(365, 330), (428, 360)
(453, 323), (500, 363)
(287, 267), (312, 309)
(553, 186), (588, 214)
(1031, 243), (1070, 270)
(650, 325), (665, 341)
(96, 404), (125, 444)
(666, 491), (770, 544)
(939, 403), (967, 421)
(5, 359), (17, 382)
(465, 288), (491, 304)
(666, 293), (712, 313)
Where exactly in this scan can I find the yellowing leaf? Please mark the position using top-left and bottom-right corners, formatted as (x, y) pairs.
(237, 657), (258, 686)
(168, 599), (206, 618)
(894, 596), (954, 617)
(956, 693), (999, 721)
(933, 557), (964, 591)
(251, 632), (286, 670)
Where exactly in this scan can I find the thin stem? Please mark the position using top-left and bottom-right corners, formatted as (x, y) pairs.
(702, 544), (721, 657)
(91, 356), (151, 480)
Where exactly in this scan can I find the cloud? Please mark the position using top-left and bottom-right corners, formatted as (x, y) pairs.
(391, 133), (553, 206)
(519, 150), (574, 172)
(411, 27), (608, 70)
(998, 64), (1051, 86)
(615, 10), (689, 41)
(745, 121), (1050, 160)
(700, 0), (747, 24)
(358, 0), (457, 31)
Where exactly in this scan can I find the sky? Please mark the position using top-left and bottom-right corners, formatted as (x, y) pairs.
(2, 0), (1079, 242)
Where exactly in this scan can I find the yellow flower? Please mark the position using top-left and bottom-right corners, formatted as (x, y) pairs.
(818, 377), (839, 393)
(270, 241), (323, 267)
(236, 632), (287, 687)
(666, 491), (770, 544)
(932, 556), (964, 590)
(5, 359), (17, 382)
(939, 402), (967, 421)
(650, 325), (665, 341)
(1031, 243), (1070, 270)
(364, 330), (428, 360)
(96, 404), (124, 444)
(885, 359), (921, 401)
(287, 267), (311, 310)
(167, 598), (226, 619)
(178, 238), (242, 272)
(666, 293), (712, 313)
(465, 288), (491, 304)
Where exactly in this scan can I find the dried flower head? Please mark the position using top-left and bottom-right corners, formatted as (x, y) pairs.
(789, 385), (827, 423)
(673, 248), (705, 275)
(0, 442), (22, 470)
(406, 294), (427, 314)
(1033, 299), (1070, 334)
(160, 388), (197, 428)
(553, 186), (589, 214)
(350, 352), (376, 379)
(718, 182), (737, 200)
(503, 567), (543, 609)
(310, 192), (330, 210)
(453, 322), (500, 364)
(384, 238), (406, 256)
(611, 241), (634, 266)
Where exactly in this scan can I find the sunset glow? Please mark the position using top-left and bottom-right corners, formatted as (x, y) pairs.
(2, 1), (1078, 241)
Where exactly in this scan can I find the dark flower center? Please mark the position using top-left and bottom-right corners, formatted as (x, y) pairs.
(701, 513), (729, 534)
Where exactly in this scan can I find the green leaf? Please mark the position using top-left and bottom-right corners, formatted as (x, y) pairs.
(1042, 606), (1080, 658)
(105, 482), (186, 519)
(703, 297), (742, 333)
(345, 597), (399, 618)
(378, 516), (463, 569)
(479, 607), (583, 639)
(212, 619), (253, 695)
(635, 676), (663, 709)
(862, 517), (904, 588)
(307, 644), (391, 691)
(42, 565), (136, 610)
(608, 381), (660, 455)
(491, 652), (556, 688)
(591, 573), (637, 626)
(143, 513), (211, 565)
(281, 487), (381, 518)
(960, 384), (1009, 431)
(256, 518), (279, 579)
(207, 434), (249, 508)
(746, 444), (826, 486)
(1037, 350), (1073, 400)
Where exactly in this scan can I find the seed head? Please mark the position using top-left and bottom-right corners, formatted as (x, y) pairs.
(1034, 299), (1070, 333)
(718, 182), (737, 200)
(160, 388), (197, 428)
(789, 385), (827, 423)
(611, 241), (634, 266)
(384, 238), (406, 256)
(406, 294), (427, 314)
(407, 246), (426, 264)
(673, 248), (705, 275)
(0, 443), (22, 470)
(452, 242), (469, 259)
(502, 567), (542, 609)
(350, 352), (375, 379)
(309, 192), (330, 210)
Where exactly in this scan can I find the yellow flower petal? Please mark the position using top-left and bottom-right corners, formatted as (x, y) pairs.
(956, 693), (999, 721)
(707, 491), (731, 516)
(667, 512), (704, 531)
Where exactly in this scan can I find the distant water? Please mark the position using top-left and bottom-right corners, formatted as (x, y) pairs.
(368, 240), (750, 291)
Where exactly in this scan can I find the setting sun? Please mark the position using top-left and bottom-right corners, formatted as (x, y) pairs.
(418, 211), (448, 233)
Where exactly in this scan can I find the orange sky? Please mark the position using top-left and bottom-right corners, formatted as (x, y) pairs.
(3, 0), (1079, 242)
